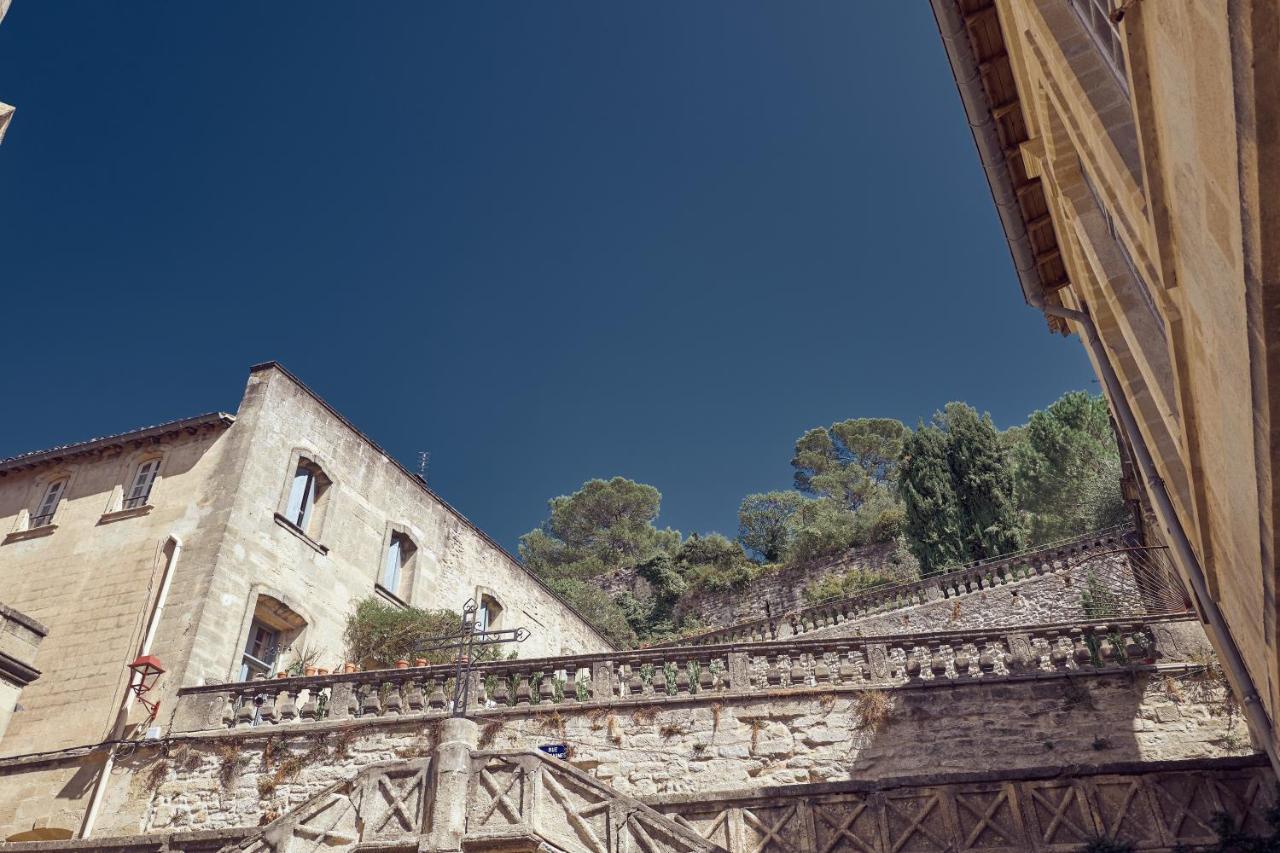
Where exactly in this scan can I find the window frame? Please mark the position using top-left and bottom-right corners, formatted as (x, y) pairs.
(30, 478), (68, 529)
(375, 525), (418, 605)
(123, 457), (162, 510)
(274, 450), (335, 552)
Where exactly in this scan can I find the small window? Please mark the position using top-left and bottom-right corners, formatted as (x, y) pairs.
(31, 480), (66, 529)
(1069, 0), (1127, 91)
(124, 459), (160, 510)
(379, 531), (417, 601)
(477, 594), (503, 634)
(239, 620), (280, 681)
(285, 460), (329, 533)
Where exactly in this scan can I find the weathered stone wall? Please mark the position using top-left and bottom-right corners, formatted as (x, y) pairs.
(805, 549), (1145, 640)
(0, 603), (46, 742)
(48, 664), (1249, 838)
(596, 541), (919, 631)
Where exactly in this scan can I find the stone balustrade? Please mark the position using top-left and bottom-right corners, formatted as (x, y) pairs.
(172, 611), (1198, 733)
(665, 524), (1136, 646)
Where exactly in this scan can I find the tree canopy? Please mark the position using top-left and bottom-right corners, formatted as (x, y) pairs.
(519, 477), (680, 581)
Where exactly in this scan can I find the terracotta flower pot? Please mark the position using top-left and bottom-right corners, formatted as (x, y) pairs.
(395, 659), (410, 669)
(317, 668), (330, 676)
(415, 658), (428, 668)
(275, 672), (289, 679)
(304, 665), (319, 677)
(344, 662), (358, 673)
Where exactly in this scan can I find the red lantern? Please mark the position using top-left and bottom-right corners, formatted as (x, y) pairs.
(127, 654), (165, 720)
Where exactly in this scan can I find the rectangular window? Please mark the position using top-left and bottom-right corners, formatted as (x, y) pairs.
(1069, 0), (1127, 91)
(124, 459), (160, 509)
(31, 480), (66, 528)
(286, 466), (318, 530)
(239, 620), (279, 681)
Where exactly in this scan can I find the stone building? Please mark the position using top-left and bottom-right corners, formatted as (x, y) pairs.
(930, 0), (1280, 773)
(0, 362), (609, 840)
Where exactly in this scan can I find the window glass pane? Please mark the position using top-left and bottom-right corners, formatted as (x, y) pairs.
(36, 480), (65, 519)
(129, 460), (159, 501)
(383, 538), (402, 590)
(287, 467), (313, 527)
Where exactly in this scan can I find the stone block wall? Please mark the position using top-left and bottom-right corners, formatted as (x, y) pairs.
(46, 662), (1248, 838)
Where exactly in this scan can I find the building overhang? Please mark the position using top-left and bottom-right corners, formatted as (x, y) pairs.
(930, 0), (1072, 333)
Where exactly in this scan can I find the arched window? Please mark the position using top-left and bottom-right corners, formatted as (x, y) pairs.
(238, 594), (308, 681)
(31, 479), (67, 528)
(380, 531), (417, 601)
(285, 458), (330, 533)
(477, 594), (503, 634)
(124, 458), (161, 509)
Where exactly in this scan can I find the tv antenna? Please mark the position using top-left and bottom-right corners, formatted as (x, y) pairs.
(416, 451), (430, 483)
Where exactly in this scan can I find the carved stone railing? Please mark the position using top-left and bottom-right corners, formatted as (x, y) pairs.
(663, 524), (1136, 647)
(172, 612), (1201, 733)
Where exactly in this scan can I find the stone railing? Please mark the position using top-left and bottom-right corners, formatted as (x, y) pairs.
(662, 524), (1136, 646)
(172, 611), (1199, 733)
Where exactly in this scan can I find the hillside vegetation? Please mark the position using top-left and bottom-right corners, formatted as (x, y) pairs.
(522, 391), (1128, 646)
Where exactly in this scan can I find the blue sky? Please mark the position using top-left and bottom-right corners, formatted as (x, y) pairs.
(0, 3), (1095, 552)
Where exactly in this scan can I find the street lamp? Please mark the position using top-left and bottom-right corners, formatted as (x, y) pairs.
(127, 654), (165, 721)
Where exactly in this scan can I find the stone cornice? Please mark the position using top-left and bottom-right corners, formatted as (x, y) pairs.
(0, 413), (235, 477)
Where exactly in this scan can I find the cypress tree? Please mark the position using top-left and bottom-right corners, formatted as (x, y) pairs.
(897, 423), (966, 572)
(939, 403), (1023, 560)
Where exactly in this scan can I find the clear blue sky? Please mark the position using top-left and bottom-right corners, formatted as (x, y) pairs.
(0, 3), (1095, 552)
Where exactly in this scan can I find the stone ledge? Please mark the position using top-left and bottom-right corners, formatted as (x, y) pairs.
(97, 504), (154, 525)
(1, 524), (57, 545)
(273, 512), (329, 555)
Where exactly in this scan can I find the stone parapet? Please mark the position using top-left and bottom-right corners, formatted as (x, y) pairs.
(172, 611), (1203, 734)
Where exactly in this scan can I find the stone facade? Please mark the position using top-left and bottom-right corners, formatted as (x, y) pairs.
(0, 363), (609, 840)
(0, 604), (44, 742)
(932, 0), (1280, 763)
(44, 655), (1250, 837)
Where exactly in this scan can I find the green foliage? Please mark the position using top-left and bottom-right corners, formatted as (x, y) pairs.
(737, 491), (806, 563)
(1012, 391), (1128, 545)
(343, 599), (483, 670)
(802, 568), (895, 604)
(1081, 567), (1121, 618)
(898, 404), (1023, 571)
(938, 402), (1023, 560)
(792, 418), (908, 509)
(678, 533), (756, 592)
(519, 477), (680, 582)
(898, 423), (967, 572)
(788, 497), (860, 564)
(546, 578), (637, 648)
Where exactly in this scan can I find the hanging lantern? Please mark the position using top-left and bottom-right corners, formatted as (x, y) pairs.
(127, 654), (166, 720)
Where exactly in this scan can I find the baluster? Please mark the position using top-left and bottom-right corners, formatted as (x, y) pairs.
(627, 660), (644, 696)
(813, 648), (832, 684)
(1070, 628), (1091, 666)
(674, 658), (691, 694)
(563, 663), (578, 703)
(1048, 630), (1069, 669)
(515, 670), (532, 705)
(905, 644), (924, 682)
(836, 645), (855, 683)
(765, 652), (783, 687)
(221, 693), (235, 728)
(929, 640), (948, 680)
(424, 676), (445, 706)
(361, 681), (384, 716)
(405, 676), (424, 712)
(277, 686), (297, 722)
(788, 649), (807, 687)
(492, 671), (511, 706)
(384, 676), (405, 714)
(975, 636), (996, 675)
(953, 642), (972, 679)
(697, 656), (715, 692)
(300, 682), (322, 721)
(235, 688), (258, 726)
(538, 670), (556, 704)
